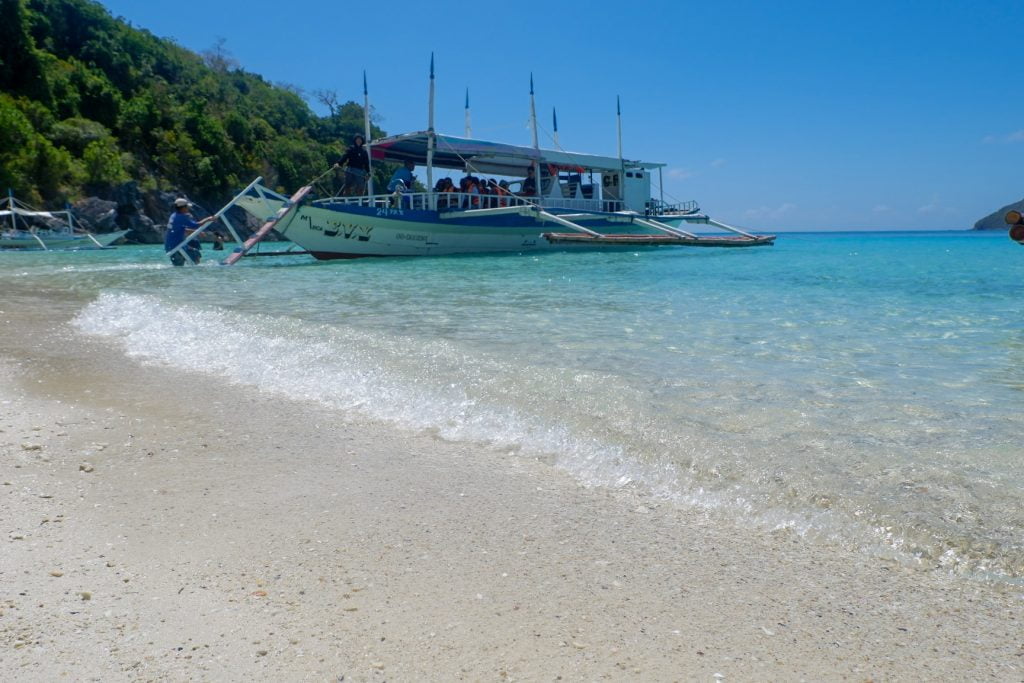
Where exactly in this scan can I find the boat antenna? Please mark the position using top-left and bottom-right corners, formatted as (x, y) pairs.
(552, 107), (559, 148)
(529, 74), (541, 198)
(426, 53), (435, 206)
(464, 88), (471, 138)
(363, 70), (374, 195)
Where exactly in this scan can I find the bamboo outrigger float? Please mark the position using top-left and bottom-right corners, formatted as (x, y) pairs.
(174, 58), (774, 264)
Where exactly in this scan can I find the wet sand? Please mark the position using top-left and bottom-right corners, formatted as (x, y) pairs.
(0, 299), (1021, 681)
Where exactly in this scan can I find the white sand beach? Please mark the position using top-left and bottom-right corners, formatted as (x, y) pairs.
(1, 301), (1021, 681)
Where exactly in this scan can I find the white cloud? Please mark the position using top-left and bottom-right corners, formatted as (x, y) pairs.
(710, 158), (726, 168)
(872, 204), (890, 213)
(982, 130), (1024, 144)
(917, 196), (957, 215)
(667, 168), (695, 180)
(744, 203), (796, 220)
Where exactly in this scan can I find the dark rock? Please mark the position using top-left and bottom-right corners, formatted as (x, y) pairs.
(125, 214), (161, 244)
(973, 198), (1024, 231)
(109, 181), (146, 215)
(72, 197), (119, 232)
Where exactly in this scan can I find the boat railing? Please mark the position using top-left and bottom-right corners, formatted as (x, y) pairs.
(646, 199), (700, 216)
(312, 192), (625, 214)
(540, 197), (623, 212)
(313, 192), (539, 212)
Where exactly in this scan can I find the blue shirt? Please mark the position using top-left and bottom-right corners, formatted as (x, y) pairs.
(165, 212), (199, 251)
(387, 167), (414, 192)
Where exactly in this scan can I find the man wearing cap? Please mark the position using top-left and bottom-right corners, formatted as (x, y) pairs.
(334, 134), (370, 196)
(165, 198), (214, 266)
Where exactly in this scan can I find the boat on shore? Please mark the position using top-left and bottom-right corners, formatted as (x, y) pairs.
(219, 130), (774, 260)
(174, 63), (774, 263)
(1, 193), (128, 251)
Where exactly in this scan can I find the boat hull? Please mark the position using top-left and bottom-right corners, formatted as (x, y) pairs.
(235, 196), (770, 258)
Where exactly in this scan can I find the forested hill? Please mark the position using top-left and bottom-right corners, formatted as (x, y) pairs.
(0, 0), (382, 214)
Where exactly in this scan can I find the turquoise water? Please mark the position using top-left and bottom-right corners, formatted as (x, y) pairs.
(3, 232), (1023, 581)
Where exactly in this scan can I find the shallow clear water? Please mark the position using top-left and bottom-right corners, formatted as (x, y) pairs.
(3, 232), (1023, 581)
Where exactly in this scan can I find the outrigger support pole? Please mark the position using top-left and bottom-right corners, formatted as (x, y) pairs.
(695, 217), (758, 240)
(535, 210), (603, 237)
(632, 217), (699, 239)
(165, 176), (265, 264)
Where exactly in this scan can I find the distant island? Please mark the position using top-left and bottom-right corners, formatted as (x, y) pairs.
(0, 0), (391, 242)
(973, 198), (1024, 231)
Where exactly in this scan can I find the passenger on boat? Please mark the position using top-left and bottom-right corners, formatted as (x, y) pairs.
(435, 178), (457, 208)
(387, 160), (416, 207)
(460, 175), (480, 208)
(492, 179), (511, 207)
(520, 165), (537, 197)
(478, 177), (492, 207)
(165, 197), (213, 266)
(333, 134), (370, 196)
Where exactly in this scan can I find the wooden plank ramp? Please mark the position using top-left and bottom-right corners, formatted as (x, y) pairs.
(222, 185), (312, 265)
(542, 232), (776, 247)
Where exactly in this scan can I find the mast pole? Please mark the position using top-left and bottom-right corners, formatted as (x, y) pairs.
(7, 188), (15, 231)
(363, 70), (374, 196)
(427, 53), (435, 208)
(552, 107), (559, 148)
(529, 74), (541, 198)
(616, 96), (623, 160)
(465, 88), (471, 138)
(616, 96), (625, 208)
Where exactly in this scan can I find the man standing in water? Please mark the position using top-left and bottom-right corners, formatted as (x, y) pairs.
(165, 198), (213, 266)
(334, 134), (370, 196)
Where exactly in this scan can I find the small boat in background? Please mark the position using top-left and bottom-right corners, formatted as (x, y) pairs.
(1, 192), (128, 251)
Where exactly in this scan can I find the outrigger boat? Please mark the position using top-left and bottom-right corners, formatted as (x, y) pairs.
(170, 63), (774, 264)
(1, 192), (128, 251)
(220, 132), (774, 260)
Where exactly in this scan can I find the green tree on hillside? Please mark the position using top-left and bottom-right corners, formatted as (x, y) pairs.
(0, 0), (387, 207)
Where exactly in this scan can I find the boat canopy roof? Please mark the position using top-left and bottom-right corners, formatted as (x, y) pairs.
(0, 208), (68, 218)
(0, 196), (72, 219)
(370, 131), (665, 176)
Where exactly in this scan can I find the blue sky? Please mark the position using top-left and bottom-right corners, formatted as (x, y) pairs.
(98, 0), (1023, 230)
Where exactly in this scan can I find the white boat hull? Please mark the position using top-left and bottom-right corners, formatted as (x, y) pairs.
(234, 196), (736, 258)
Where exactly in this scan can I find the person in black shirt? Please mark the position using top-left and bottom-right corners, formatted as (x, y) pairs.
(520, 165), (537, 197)
(334, 134), (370, 196)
